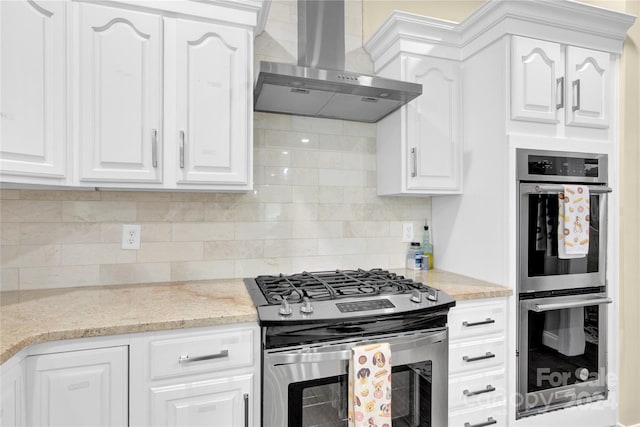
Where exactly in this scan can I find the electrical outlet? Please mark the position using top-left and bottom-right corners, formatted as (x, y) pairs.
(402, 223), (414, 242)
(122, 224), (141, 250)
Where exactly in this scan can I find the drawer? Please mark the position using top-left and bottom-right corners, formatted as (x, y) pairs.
(449, 369), (506, 412)
(449, 336), (505, 375)
(449, 403), (507, 427)
(449, 300), (506, 342)
(150, 328), (254, 380)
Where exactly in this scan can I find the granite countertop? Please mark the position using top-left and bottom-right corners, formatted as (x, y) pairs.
(0, 269), (511, 364)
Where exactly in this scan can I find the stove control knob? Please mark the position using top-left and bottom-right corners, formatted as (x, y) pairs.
(279, 297), (292, 316)
(410, 289), (422, 303)
(300, 297), (314, 314)
(427, 288), (439, 301)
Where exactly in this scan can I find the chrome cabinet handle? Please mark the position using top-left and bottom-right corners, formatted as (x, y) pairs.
(572, 78), (581, 111)
(463, 385), (496, 397)
(179, 130), (185, 168)
(556, 76), (564, 109)
(152, 129), (158, 168)
(463, 352), (495, 363)
(243, 393), (249, 427)
(410, 147), (417, 178)
(464, 417), (497, 427)
(463, 318), (495, 327)
(178, 349), (228, 364)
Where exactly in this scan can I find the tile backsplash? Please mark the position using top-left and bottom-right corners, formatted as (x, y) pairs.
(0, 0), (431, 291)
(0, 114), (431, 291)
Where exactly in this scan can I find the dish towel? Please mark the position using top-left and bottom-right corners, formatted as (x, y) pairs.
(348, 343), (392, 427)
(558, 184), (590, 258)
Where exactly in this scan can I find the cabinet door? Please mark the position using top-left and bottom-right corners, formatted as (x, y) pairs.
(1, 359), (24, 427)
(405, 56), (462, 193)
(565, 46), (610, 129)
(171, 19), (251, 187)
(25, 346), (128, 427)
(0, 0), (66, 180)
(76, 3), (163, 183)
(511, 36), (564, 123)
(150, 374), (252, 427)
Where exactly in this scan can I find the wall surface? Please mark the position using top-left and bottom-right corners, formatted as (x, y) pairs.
(0, 0), (431, 292)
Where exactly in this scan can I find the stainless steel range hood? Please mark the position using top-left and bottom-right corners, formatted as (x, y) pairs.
(254, 0), (422, 123)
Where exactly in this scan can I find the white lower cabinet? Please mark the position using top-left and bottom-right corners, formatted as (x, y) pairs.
(449, 297), (508, 426)
(0, 357), (24, 426)
(25, 346), (128, 427)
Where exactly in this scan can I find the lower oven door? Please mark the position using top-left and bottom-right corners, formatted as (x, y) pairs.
(262, 328), (448, 427)
(517, 293), (611, 418)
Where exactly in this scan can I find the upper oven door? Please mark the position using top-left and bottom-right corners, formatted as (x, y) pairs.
(518, 183), (609, 293)
(262, 329), (448, 427)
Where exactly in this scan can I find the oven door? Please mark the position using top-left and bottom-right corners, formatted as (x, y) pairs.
(262, 328), (448, 427)
(518, 183), (609, 293)
(517, 294), (611, 418)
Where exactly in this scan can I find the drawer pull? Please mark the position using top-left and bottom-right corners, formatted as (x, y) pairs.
(463, 352), (495, 363)
(179, 349), (229, 364)
(464, 417), (497, 427)
(243, 393), (249, 427)
(463, 384), (496, 397)
(462, 318), (495, 327)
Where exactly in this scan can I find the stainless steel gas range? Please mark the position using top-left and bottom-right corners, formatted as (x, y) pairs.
(244, 268), (456, 427)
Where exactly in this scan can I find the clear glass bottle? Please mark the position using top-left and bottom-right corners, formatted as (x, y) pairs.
(421, 224), (434, 270)
(406, 242), (423, 270)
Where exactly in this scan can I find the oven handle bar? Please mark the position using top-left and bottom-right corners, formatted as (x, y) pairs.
(267, 330), (447, 364)
(524, 297), (612, 313)
(528, 185), (612, 194)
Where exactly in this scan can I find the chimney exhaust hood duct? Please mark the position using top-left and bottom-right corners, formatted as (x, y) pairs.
(253, 0), (422, 123)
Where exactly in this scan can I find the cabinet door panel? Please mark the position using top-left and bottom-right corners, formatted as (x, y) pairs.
(566, 46), (609, 128)
(511, 36), (563, 123)
(405, 57), (462, 193)
(174, 19), (250, 186)
(26, 346), (128, 427)
(77, 3), (162, 183)
(150, 374), (252, 427)
(0, 0), (66, 179)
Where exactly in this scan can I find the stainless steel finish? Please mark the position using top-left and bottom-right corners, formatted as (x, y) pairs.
(463, 318), (495, 327)
(523, 295), (612, 312)
(243, 393), (249, 427)
(463, 385), (496, 397)
(572, 79), (581, 111)
(464, 417), (497, 427)
(152, 129), (158, 168)
(411, 289), (423, 303)
(253, 0), (422, 123)
(179, 131), (185, 169)
(463, 352), (495, 363)
(278, 297), (292, 316)
(530, 184), (612, 194)
(178, 349), (229, 364)
(556, 77), (564, 109)
(300, 296), (313, 313)
(411, 147), (417, 177)
(262, 328), (449, 427)
(427, 288), (439, 301)
(516, 148), (607, 184)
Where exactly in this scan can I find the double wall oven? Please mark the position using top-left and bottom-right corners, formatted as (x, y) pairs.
(244, 269), (455, 427)
(517, 149), (612, 418)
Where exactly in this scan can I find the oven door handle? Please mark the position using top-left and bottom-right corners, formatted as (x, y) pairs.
(526, 184), (612, 194)
(524, 297), (612, 312)
(267, 330), (447, 364)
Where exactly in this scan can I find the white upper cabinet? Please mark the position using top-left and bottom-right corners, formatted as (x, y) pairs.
(511, 36), (611, 131)
(0, 0), (67, 183)
(76, 3), (163, 183)
(170, 19), (250, 187)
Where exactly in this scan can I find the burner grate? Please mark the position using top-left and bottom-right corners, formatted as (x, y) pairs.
(254, 268), (429, 305)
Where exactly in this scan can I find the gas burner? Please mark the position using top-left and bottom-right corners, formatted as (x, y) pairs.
(254, 268), (430, 305)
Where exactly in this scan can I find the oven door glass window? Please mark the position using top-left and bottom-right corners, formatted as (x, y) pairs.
(288, 363), (432, 427)
(525, 193), (601, 278)
(526, 305), (599, 393)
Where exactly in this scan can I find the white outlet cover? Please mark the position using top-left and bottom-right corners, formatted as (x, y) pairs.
(402, 223), (414, 242)
(122, 224), (141, 250)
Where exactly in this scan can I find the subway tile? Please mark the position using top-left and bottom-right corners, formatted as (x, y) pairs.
(318, 187), (345, 203)
(254, 112), (292, 131)
(291, 151), (342, 169)
(1, 200), (62, 222)
(342, 152), (365, 171)
(291, 221), (343, 239)
(292, 186), (319, 203)
(204, 240), (264, 260)
(20, 190), (100, 201)
(235, 222), (290, 240)
(60, 243), (136, 266)
(100, 263), (171, 285)
(343, 221), (390, 238)
(265, 203), (318, 222)
(264, 130), (319, 149)
(171, 223), (234, 241)
(318, 134), (365, 151)
(319, 169), (365, 187)
(62, 201), (136, 222)
(100, 191), (172, 202)
(343, 188), (366, 204)
(170, 192), (209, 202)
(343, 121), (376, 138)
(20, 223), (101, 245)
(0, 190), (20, 199)
(264, 167), (318, 186)
(290, 256), (343, 273)
(254, 185), (291, 203)
(137, 202), (204, 222)
(291, 116), (343, 135)
(1, 244), (60, 267)
(318, 204), (364, 221)
(256, 148), (292, 167)
(136, 242), (203, 263)
(264, 239), (318, 258)
(234, 257), (292, 278)
(20, 265), (100, 289)
(171, 260), (234, 281)
(342, 254), (390, 271)
(101, 223), (172, 243)
(0, 268), (19, 291)
(1, 223), (20, 245)
(204, 203), (264, 222)
(318, 238), (367, 256)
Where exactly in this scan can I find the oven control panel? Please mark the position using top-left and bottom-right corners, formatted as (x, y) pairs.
(336, 299), (395, 313)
